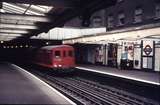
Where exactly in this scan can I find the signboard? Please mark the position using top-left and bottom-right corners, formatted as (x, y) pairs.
(143, 41), (153, 56)
(143, 45), (152, 56)
(121, 41), (134, 60)
(142, 40), (154, 70)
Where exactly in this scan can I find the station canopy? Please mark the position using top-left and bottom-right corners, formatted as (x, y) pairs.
(0, 0), (116, 41)
(0, 2), (54, 41)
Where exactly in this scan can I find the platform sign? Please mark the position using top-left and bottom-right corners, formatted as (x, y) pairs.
(143, 41), (153, 56)
(121, 41), (134, 60)
(142, 40), (154, 70)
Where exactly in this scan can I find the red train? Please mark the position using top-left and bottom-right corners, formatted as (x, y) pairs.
(34, 45), (76, 72)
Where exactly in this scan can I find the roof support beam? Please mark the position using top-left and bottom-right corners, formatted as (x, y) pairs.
(0, 36), (17, 38)
(0, 0), (75, 7)
(0, 37), (21, 40)
(0, 29), (29, 34)
(0, 23), (38, 29)
(0, 13), (53, 22)
(0, 33), (23, 37)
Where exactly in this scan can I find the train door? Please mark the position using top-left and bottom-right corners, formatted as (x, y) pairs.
(107, 43), (117, 67)
(66, 48), (75, 66)
(141, 40), (155, 71)
(53, 49), (62, 66)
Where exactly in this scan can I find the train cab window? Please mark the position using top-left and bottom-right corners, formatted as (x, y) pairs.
(63, 51), (66, 57)
(68, 50), (73, 57)
(55, 51), (61, 58)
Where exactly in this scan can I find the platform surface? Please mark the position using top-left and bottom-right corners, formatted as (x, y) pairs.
(0, 62), (76, 105)
(76, 65), (160, 86)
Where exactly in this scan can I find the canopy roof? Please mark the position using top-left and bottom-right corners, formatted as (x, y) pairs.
(0, 0), (116, 41)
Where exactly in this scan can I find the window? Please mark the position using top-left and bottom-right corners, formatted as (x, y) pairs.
(55, 51), (60, 58)
(107, 15), (114, 28)
(155, 4), (160, 19)
(134, 7), (143, 23)
(92, 16), (102, 27)
(118, 12), (125, 26)
(63, 51), (66, 57)
(68, 50), (73, 57)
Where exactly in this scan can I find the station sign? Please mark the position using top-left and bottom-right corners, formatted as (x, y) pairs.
(143, 45), (152, 56)
(143, 41), (153, 56)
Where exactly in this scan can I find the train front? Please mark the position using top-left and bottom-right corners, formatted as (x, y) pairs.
(52, 46), (76, 72)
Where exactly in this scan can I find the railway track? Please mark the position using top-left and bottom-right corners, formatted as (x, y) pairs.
(30, 70), (159, 105)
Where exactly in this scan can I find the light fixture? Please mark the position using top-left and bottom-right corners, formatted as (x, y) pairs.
(46, 42), (49, 45)
(0, 41), (4, 43)
(25, 45), (29, 48)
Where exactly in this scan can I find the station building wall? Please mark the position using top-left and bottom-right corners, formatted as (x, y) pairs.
(105, 0), (159, 31)
(155, 42), (160, 71)
(67, 0), (160, 72)
(133, 43), (142, 69)
(86, 46), (96, 64)
(117, 44), (122, 68)
(75, 39), (159, 72)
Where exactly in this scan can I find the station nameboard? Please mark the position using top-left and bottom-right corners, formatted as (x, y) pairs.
(143, 41), (153, 56)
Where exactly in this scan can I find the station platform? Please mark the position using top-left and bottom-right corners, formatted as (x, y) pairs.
(76, 65), (160, 86)
(0, 62), (76, 105)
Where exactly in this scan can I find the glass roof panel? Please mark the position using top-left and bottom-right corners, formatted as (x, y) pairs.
(0, 2), (54, 41)
(3, 6), (25, 14)
(2, 2), (53, 16)
(3, 2), (26, 14)
(25, 10), (43, 15)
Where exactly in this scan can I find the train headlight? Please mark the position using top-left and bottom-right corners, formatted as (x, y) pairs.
(58, 65), (62, 67)
(54, 64), (57, 67)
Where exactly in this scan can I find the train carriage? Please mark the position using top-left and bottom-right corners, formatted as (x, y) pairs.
(34, 45), (75, 72)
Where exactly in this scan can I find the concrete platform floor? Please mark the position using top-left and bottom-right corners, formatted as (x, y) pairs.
(0, 62), (76, 105)
(76, 65), (160, 86)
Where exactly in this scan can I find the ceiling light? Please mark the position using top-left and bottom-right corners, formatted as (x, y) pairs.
(0, 41), (4, 43)
(25, 45), (29, 47)
(46, 42), (49, 45)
